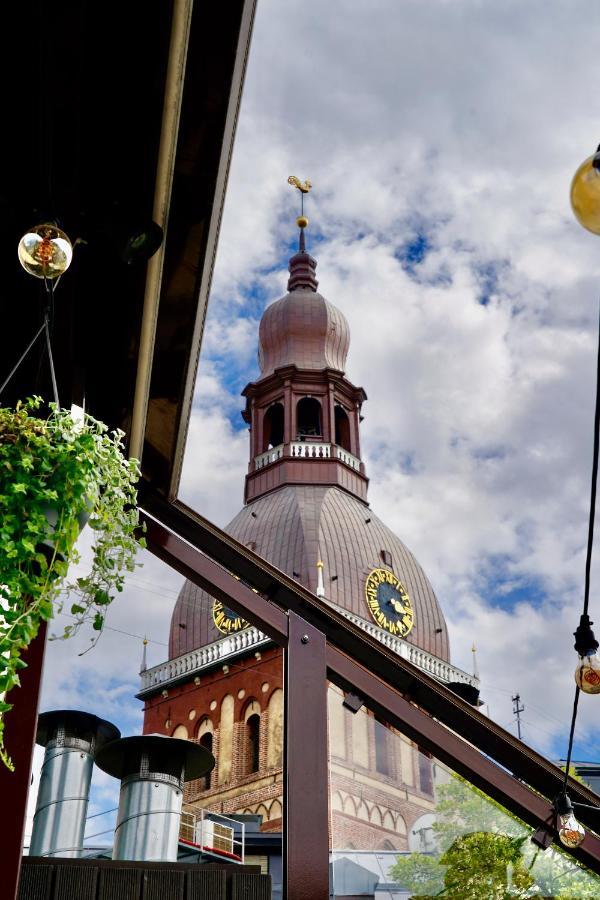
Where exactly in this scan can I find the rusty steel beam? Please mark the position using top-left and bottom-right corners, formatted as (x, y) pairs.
(2, 623), (47, 900)
(142, 510), (288, 646)
(139, 495), (600, 830)
(326, 644), (600, 875)
(285, 614), (329, 900)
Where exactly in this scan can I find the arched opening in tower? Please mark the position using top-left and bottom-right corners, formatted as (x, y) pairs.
(296, 397), (322, 439)
(246, 713), (261, 774)
(262, 402), (284, 450)
(199, 731), (213, 791)
(334, 404), (351, 451)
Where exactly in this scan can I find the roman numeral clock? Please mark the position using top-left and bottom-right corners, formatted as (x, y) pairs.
(365, 568), (415, 637)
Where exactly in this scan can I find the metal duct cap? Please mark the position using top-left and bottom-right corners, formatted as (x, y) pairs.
(95, 733), (214, 784)
(36, 709), (121, 752)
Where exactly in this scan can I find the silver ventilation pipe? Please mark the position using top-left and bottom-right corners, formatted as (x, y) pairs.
(95, 733), (214, 861)
(29, 710), (120, 858)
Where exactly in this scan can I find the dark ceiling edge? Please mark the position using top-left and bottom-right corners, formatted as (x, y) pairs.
(130, 0), (195, 461)
(168, 0), (258, 501)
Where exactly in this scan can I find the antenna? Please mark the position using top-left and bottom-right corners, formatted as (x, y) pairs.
(512, 693), (525, 741)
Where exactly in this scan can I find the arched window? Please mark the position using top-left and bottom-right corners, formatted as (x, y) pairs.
(246, 714), (261, 774)
(172, 724), (188, 739)
(196, 718), (214, 791)
(296, 397), (322, 438)
(334, 405), (351, 451)
(262, 402), (284, 450)
(374, 718), (392, 777)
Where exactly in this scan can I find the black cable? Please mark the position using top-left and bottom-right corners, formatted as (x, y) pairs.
(561, 298), (600, 796)
(583, 299), (600, 617)
(562, 685), (580, 795)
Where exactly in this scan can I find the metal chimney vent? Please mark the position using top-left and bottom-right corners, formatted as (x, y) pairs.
(29, 709), (120, 858)
(95, 733), (214, 862)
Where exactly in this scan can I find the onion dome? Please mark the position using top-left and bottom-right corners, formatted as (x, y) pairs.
(258, 238), (350, 377)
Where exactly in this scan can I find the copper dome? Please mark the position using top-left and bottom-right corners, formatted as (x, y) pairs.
(169, 486), (450, 662)
(257, 247), (350, 376)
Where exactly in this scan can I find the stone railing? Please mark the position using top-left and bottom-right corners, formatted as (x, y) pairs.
(138, 627), (271, 695)
(291, 440), (332, 459)
(333, 446), (361, 470)
(338, 609), (478, 687)
(253, 441), (361, 471)
(254, 444), (284, 469)
(140, 607), (476, 696)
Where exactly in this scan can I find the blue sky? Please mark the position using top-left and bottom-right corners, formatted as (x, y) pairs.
(32, 0), (600, 846)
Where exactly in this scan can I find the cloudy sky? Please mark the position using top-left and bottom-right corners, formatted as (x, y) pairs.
(32, 0), (600, 846)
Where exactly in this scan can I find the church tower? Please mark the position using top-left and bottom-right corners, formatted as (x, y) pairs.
(140, 200), (478, 849)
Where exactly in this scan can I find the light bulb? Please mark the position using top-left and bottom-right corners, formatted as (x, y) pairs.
(558, 810), (586, 848)
(570, 149), (600, 234)
(575, 651), (600, 694)
(18, 223), (73, 279)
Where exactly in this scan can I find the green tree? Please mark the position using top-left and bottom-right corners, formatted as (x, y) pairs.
(389, 774), (600, 899)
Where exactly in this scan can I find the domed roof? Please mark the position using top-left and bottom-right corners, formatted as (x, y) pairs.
(169, 486), (450, 662)
(257, 246), (350, 376)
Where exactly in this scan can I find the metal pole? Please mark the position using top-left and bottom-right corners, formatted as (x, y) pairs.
(1, 623), (48, 900)
(512, 693), (525, 741)
(29, 711), (120, 858)
(284, 613), (329, 900)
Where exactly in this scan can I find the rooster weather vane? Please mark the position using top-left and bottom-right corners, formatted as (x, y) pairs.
(287, 175), (312, 225)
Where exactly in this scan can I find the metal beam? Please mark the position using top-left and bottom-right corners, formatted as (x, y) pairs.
(2, 624), (47, 900)
(285, 614), (329, 899)
(327, 644), (600, 874)
(142, 511), (288, 645)
(140, 494), (600, 830)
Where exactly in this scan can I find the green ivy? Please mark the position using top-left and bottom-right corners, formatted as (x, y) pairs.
(0, 397), (145, 771)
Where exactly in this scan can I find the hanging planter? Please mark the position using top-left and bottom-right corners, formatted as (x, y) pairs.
(0, 397), (145, 771)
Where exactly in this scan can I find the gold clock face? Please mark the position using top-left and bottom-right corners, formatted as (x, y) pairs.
(365, 568), (414, 637)
(212, 600), (249, 635)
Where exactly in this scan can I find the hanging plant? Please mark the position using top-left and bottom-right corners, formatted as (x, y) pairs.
(0, 397), (145, 770)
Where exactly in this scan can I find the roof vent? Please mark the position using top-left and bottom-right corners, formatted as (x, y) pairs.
(95, 733), (214, 861)
(30, 709), (120, 858)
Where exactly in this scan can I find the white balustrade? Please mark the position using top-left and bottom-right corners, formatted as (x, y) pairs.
(139, 626), (271, 695)
(338, 609), (478, 688)
(334, 446), (361, 470)
(140, 600), (476, 696)
(253, 441), (361, 471)
(291, 441), (332, 459)
(254, 444), (284, 469)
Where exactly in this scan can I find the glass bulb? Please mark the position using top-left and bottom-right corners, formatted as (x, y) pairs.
(575, 651), (600, 694)
(558, 811), (586, 848)
(18, 223), (73, 279)
(571, 152), (600, 234)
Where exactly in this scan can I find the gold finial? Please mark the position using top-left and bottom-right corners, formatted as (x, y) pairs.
(288, 176), (312, 231)
(317, 559), (324, 569)
(288, 175), (312, 194)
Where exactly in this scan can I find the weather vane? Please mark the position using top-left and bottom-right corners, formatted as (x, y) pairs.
(288, 175), (312, 228)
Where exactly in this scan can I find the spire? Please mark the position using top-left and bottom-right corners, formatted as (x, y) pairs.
(316, 559), (326, 599)
(140, 636), (148, 673)
(287, 175), (318, 292)
(471, 642), (479, 681)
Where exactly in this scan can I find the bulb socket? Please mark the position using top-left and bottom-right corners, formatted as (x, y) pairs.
(574, 614), (599, 656)
(555, 792), (573, 817)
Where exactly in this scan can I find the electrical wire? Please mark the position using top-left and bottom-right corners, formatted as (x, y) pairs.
(562, 298), (600, 796)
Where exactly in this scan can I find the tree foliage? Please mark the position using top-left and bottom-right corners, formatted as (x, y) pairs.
(389, 774), (600, 898)
(0, 398), (145, 770)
